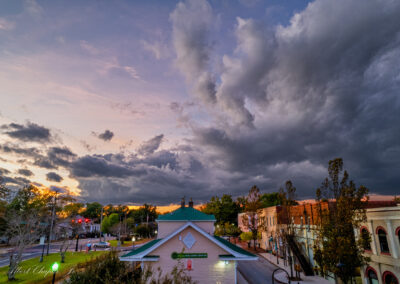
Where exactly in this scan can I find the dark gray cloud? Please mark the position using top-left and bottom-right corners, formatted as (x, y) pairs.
(1, 176), (31, 188)
(137, 134), (164, 156)
(0, 167), (10, 176)
(47, 0), (400, 204)
(47, 146), (77, 167)
(46, 172), (63, 182)
(0, 143), (76, 170)
(97, 130), (114, 141)
(170, 0), (217, 105)
(17, 168), (33, 177)
(1, 122), (51, 142)
(70, 155), (146, 178)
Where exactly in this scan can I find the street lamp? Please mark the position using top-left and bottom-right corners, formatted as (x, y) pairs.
(39, 236), (45, 263)
(51, 262), (59, 284)
(132, 236), (136, 250)
(75, 234), (79, 252)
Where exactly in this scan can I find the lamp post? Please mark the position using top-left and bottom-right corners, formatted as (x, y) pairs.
(75, 234), (79, 252)
(51, 262), (59, 284)
(39, 236), (45, 262)
(132, 236), (136, 250)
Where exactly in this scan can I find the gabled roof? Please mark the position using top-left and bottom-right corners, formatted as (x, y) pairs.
(156, 206), (216, 222)
(120, 222), (257, 262)
(213, 236), (256, 257)
(120, 239), (162, 257)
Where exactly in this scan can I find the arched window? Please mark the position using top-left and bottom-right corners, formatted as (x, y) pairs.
(383, 271), (398, 284)
(361, 227), (371, 251)
(365, 267), (378, 284)
(377, 227), (390, 254)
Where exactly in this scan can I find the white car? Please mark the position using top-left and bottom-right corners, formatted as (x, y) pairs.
(93, 241), (110, 248)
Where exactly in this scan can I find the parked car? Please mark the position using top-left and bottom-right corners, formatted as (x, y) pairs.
(93, 241), (110, 248)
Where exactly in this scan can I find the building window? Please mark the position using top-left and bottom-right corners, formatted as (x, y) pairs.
(361, 228), (371, 251)
(377, 228), (390, 254)
(383, 271), (399, 284)
(365, 267), (378, 284)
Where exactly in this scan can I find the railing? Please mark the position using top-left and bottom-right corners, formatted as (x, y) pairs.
(287, 235), (314, 276)
(272, 268), (291, 284)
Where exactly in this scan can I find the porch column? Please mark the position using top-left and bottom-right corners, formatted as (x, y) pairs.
(385, 220), (398, 258)
(367, 221), (377, 255)
(234, 261), (237, 284)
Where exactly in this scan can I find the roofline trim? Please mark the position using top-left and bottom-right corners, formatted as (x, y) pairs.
(120, 256), (159, 262)
(218, 256), (258, 261)
(131, 222), (251, 259)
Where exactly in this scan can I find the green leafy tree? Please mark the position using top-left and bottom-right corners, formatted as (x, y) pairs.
(201, 194), (240, 225)
(241, 185), (265, 250)
(215, 222), (241, 237)
(63, 202), (84, 217)
(278, 180), (297, 235)
(65, 251), (196, 284)
(101, 213), (120, 234)
(135, 224), (152, 238)
(6, 185), (49, 280)
(314, 158), (369, 284)
(83, 202), (103, 221)
(260, 192), (282, 208)
(0, 179), (9, 236)
(129, 204), (157, 224)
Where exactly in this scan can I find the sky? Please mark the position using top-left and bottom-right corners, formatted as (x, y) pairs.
(0, 0), (399, 206)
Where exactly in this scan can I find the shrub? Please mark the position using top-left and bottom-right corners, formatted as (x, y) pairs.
(64, 250), (196, 284)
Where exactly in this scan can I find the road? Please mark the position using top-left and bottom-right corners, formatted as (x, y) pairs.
(238, 255), (278, 284)
(0, 237), (116, 268)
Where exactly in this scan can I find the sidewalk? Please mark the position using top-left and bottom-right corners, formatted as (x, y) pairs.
(259, 252), (331, 284)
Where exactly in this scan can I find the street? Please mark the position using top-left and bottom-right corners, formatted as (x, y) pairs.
(0, 237), (116, 268)
(238, 256), (278, 284)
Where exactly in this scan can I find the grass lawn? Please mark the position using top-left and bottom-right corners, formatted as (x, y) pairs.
(0, 251), (107, 284)
(109, 238), (151, 247)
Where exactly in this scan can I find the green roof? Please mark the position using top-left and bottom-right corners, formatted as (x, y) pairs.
(213, 236), (256, 257)
(156, 206), (216, 221)
(121, 239), (162, 257)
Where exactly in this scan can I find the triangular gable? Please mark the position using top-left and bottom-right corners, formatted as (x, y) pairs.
(120, 222), (257, 261)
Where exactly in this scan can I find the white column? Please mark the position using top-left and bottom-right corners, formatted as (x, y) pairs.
(385, 220), (398, 258)
(234, 261), (237, 284)
(367, 221), (378, 255)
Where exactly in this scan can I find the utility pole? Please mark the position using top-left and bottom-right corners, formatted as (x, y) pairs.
(100, 206), (103, 242)
(47, 193), (58, 255)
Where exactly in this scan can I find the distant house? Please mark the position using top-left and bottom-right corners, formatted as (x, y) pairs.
(120, 199), (257, 284)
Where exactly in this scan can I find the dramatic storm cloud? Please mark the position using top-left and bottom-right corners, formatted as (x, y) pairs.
(1, 122), (52, 142)
(170, 0), (217, 105)
(46, 172), (63, 182)
(137, 134), (164, 156)
(17, 168), (34, 177)
(0, 0), (399, 205)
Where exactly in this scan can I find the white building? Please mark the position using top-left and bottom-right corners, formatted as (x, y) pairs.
(357, 204), (400, 284)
